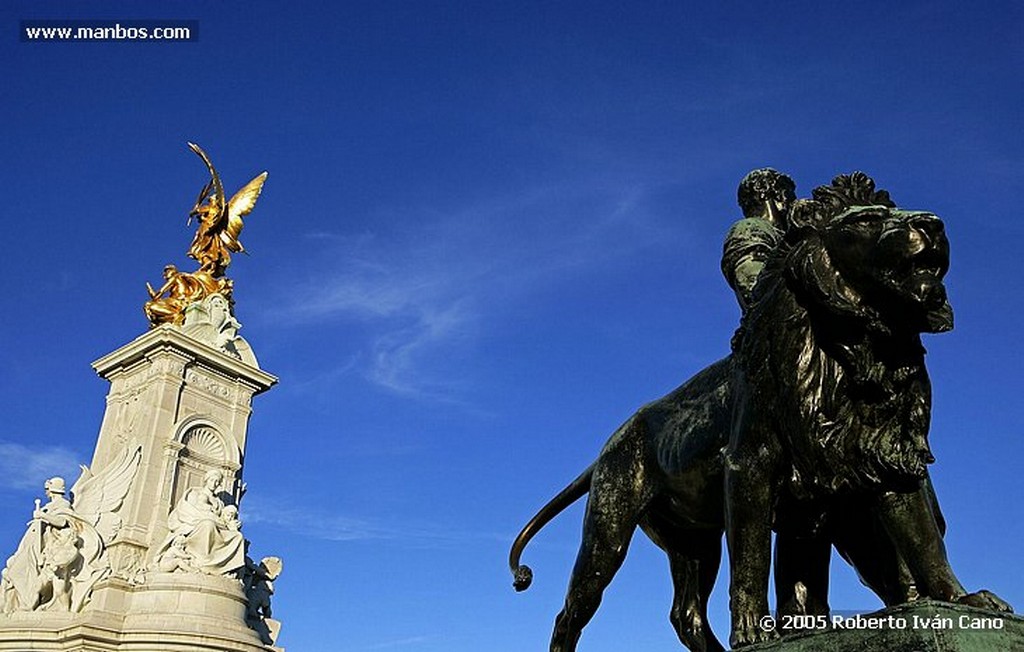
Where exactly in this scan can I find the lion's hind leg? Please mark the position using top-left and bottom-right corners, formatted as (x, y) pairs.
(550, 500), (637, 652)
(550, 433), (654, 652)
(667, 538), (725, 652)
(642, 514), (725, 652)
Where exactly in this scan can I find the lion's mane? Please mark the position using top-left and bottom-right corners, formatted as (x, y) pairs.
(737, 174), (938, 499)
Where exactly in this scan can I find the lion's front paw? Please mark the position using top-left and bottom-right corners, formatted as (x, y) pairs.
(958, 590), (1013, 613)
(730, 611), (779, 648)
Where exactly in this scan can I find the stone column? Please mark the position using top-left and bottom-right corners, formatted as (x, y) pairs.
(0, 325), (281, 651)
(90, 325), (276, 579)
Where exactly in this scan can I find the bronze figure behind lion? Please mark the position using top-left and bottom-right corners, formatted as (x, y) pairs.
(510, 173), (1010, 652)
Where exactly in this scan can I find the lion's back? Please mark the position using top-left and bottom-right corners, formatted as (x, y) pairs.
(638, 356), (734, 480)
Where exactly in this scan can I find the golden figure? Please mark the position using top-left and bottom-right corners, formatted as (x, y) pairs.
(143, 144), (266, 328)
(144, 264), (231, 326)
(186, 142), (268, 277)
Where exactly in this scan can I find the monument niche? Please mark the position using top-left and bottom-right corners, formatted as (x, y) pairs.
(510, 172), (1017, 651)
(0, 144), (284, 651)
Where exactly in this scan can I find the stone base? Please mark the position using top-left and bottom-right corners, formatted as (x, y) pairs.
(747, 601), (1023, 652)
(0, 575), (282, 652)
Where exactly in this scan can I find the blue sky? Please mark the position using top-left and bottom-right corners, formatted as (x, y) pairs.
(1, 1), (1021, 650)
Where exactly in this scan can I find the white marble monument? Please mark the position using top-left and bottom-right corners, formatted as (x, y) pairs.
(0, 144), (283, 651)
(0, 324), (281, 651)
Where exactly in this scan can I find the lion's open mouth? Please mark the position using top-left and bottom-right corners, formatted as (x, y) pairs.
(910, 269), (947, 306)
(879, 270), (952, 333)
(875, 214), (952, 332)
(880, 266), (945, 305)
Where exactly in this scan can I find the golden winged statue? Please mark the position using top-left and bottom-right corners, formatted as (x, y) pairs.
(186, 142), (268, 277)
(144, 144), (268, 328)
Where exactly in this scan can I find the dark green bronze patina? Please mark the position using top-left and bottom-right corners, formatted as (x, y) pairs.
(509, 172), (1011, 652)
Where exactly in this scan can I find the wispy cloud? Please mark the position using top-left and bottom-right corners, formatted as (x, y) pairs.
(0, 441), (83, 492)
(243, 496), (509, 548)
(366, 302), (472, 396)
(244, 506), (388, 542)
(363, 636), (433, 650)
(271, 180), (682, 400)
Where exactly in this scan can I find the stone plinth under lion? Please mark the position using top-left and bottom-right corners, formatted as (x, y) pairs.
(745, 601), (1024, 652)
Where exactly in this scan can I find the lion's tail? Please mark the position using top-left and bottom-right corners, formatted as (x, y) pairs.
(509, 464), (594, 592)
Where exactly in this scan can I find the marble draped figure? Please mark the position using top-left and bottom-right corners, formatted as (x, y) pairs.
(1, 444), (142, 615)
(0, 479), (105, 614)
(153, 470), (246, 576)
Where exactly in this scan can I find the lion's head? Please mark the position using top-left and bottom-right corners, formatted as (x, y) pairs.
(741, 173), (953, 494)
(818, 205), (952, 334)
(776, 173), (953, 338)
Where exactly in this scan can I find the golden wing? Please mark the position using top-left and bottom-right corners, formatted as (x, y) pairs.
(222, 171), (268, 253)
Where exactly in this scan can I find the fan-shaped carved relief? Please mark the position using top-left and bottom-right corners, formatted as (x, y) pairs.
(182, 425), (226, 462)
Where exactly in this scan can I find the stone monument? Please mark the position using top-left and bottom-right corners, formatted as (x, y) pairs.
(0, 144), (284, 651)
(509, 172), (1015, 651)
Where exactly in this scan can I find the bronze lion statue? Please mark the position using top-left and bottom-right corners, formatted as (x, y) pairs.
(509, 174), (1010, 652)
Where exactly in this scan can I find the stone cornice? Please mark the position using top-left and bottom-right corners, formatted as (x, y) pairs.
(91, 325), (278, 395)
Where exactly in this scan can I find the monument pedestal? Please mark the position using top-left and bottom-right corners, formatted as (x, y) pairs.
(0, 326), (282, 651)
(748, 601), (1024, 652)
